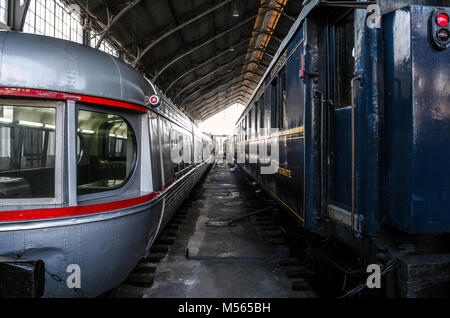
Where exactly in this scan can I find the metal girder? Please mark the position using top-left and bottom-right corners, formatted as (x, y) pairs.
(165, 46), (271, 95)
(182, 69), (263, 111)
(174, 57), (269, 104)
(187, 82), (255, 110)
(190, 92), (250, 113)
(152, 13), (258, 81)
(163, 37), (274, 94)
(196, 97), (246, 119)
(163, 38), (251, 94)
(172, 53), (248, 103)
(95, 0), (142, 49)
(200, 97), (246, 118)
(192, 91), (249, 113)
(194, 95), (247, 117)
(152, 5), (282, 81)
(258, 30), (283, 43)
(319, 1), (377, 8)
(133, 0), (233, 66)
(7, 0), (31, 31)
(188, 89), (253, 112)
(183, 57), (267, 101)
(281, 11), (296, 22)
(67, 0), (137, 60)
(187, 82), (256, 112)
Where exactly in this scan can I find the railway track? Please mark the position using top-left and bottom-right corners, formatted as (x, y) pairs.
(105, 164), (319, 298)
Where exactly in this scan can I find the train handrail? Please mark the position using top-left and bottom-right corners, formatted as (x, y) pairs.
(350, 75), (363, 236)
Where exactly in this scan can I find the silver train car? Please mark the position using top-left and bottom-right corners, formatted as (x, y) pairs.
(0, 31), (214, 297)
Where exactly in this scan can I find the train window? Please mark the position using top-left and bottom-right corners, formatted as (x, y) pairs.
(0, 105), (56, 199)
(170, 129), (182, 173)
(279, 69), (287, 129)
(260, 96), (265, 129)
(171, 129), (192, 172)
(271, 78), (278, 128)
(335, 12), (355, 108)
(181, 134), (192, 169)
(195, 138), (202, 164)
(77, 110), (136, 195)
(249, 110), (252, 139)
(254, 102), (258, 133)
(244, 116), (248, 141)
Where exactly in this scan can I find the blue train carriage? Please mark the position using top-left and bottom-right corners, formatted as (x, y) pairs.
(236, 0), (450, 296)
(0, 31), (213, 297)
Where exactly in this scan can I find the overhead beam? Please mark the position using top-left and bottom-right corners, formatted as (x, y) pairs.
(193, 92), (249, 112)
(195, 96), (247, 117)
(190, 91), (251, 113)
(7, 0), (31, 31)
(173, 54), (248, 103)
(67, 0), (137, 60)
(195, 96), (247, 119)
(188, 89), (253, 112)
(175, 57), (268, 104)
(95, 0), (142, 49)
(187, 82), (256, 111)
(190, 82), (255, 105)
(200, 97), (247, 118)
(153, 5), (282, 81)
(163, 36), (274, 94)
(133, 0), (233, 66)
(182, 69), (263, 111)
(152, 13), (258, 81)
(163, 38), (251, 94)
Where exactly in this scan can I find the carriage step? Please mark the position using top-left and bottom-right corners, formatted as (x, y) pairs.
(111, 284), (145, 298)
(150, 245), (169, 254)
(279, 258), (303, 267)
(286, 267), (310, 278)
(133, 263), (156, 274)
(125, 273), (154, 288)
(291, 279), (310, 291)
(157, 238), (175, 245)
(142, 253), (166, 263)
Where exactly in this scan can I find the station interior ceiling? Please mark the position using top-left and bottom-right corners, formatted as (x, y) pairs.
(67, 0), (303, 121)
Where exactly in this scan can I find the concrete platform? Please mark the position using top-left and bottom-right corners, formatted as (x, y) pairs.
(143, 164), (316, 298)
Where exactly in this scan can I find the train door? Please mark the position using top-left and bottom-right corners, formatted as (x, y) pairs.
(328, 10), (355, 214)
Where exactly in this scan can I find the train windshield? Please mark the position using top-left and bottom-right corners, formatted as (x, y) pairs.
(0, 105), (56, 199)
(77, 110), (136, 196)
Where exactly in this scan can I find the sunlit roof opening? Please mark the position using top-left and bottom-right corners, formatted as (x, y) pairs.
(199, 103), (245, 136)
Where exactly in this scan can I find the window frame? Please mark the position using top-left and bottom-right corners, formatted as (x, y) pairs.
(333, 10), (355, 109)
(170, 125), (193, 174)
(75, 103), (139, 202)
(0, 0), (8, 28)
(270, 78), (278, 129)
(254, 101), (258, 136)
(279, 68), (287, 129)
(0, 98), (64, 206)
(259, 96), (265, 130)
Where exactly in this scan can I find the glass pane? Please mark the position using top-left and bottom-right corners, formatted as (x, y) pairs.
(77, 110), (136, 195)
(336, 12), (355, 108)
(0, 105), (56, 198)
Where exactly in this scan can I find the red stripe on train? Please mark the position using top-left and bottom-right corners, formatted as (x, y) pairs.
(0, 87), (148, 113)
(0, 191), (160, 222)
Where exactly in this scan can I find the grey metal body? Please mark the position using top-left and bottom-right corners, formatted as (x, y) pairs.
(0, 31), (213, 297)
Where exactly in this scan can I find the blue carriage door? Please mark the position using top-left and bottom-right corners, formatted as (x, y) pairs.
(329, 10), (355, 211)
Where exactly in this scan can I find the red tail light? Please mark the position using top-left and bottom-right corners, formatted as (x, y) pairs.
(437, 13), (449, 26)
